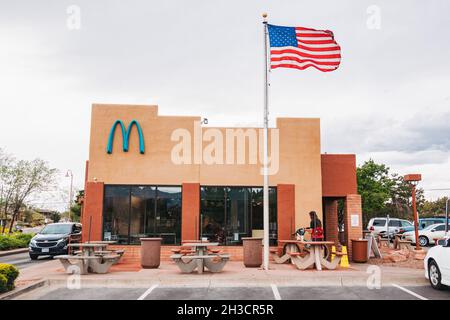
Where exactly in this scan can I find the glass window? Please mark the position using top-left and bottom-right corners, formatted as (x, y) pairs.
(103, 185), (181, 245)
(373, 219), (386, 227)
(200, 186), (277, 245)
(103, 186), (130, 244)
(401, 221), (413, 227)
(40, 224), (73, 235)
(388, 220), (401, 227)
(201, 187), (226, 244)
(156, 187), (182, 245)
(130, 186), (156, 244)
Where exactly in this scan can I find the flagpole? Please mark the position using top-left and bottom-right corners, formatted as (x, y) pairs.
(262, 12), (270, 271)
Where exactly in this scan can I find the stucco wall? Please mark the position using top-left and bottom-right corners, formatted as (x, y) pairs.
(87, 104), (323, 228)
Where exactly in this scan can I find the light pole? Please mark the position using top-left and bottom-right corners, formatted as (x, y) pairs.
(65, 169), (74, 222)
(404, 174), (422, 251)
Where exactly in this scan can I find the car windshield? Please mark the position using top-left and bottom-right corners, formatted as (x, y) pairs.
(40, 224), (72, 235)
(423, 224), (442, 231)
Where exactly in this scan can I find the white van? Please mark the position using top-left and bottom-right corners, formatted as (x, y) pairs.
(367, 217), (413, 237)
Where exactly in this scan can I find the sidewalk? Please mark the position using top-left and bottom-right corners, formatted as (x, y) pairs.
(12, 259), (428, 291)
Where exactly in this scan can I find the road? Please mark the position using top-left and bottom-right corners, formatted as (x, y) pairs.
(0, 251), (52, 270)
(17, 284), (450, 300)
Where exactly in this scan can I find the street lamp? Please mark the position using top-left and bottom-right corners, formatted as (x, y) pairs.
(65, 169), (74, 222)
(404, 174), (422, 251)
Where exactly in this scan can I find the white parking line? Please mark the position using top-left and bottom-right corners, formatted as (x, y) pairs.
(137, 284), (159, 300)
(271, 284), (281, 300)
(391, 284), (428, 300)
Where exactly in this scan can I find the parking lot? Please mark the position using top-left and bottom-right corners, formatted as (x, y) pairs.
(17, 284), (450, 300)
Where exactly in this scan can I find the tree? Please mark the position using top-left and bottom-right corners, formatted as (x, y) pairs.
(7, 159), (58, 233)
(357, 159), (425, 225)
(357, 159), (393, 225)
(420, 197), (448, 217)
(0, 149), (16, 233)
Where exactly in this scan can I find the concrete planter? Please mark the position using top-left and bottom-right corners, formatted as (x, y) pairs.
(140, 238), (162, 268)
(242, 237), (263, 268)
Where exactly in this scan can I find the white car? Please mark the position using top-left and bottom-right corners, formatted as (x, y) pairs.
(402, 223), (449, 247)
(424, 237), (450, 290)
(367, 217), (413, 237)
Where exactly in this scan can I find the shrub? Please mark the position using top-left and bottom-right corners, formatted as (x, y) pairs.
(0, 274), (7, 293)
(14, 233), (33, 244)
(0, 233), (34, 251)
(0, 263), (19, 292)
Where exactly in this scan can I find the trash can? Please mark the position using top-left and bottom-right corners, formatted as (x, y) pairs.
(242, 237), (263, 267)
(351, 239), (369, 263)
(140, 238), (162, 268)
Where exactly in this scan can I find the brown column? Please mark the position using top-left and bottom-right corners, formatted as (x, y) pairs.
(324, 198), (339, 244)
(82, 181), (104, 242)
(277, 184), (295, 241)
(181, 183), (200, 241)
(343, 194), (363, 260)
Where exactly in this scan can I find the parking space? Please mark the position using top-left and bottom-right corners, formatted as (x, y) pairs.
(17, 283), (450, 301)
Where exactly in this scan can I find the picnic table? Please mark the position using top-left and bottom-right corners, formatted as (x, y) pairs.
(271, 240), (337, 270)
(271, 240), (303, 264)
(292, 241), (337, 271)
(171, 242), (230, 274)
(55, 242), (122, 274)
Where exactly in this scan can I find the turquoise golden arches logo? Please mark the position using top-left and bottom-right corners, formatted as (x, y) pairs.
(106, 120), (145, 154)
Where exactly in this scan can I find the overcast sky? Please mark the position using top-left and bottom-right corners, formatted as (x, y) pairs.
(1, 1), (449, 211)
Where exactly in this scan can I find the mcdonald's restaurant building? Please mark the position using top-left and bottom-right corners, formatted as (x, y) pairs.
(81, 104), (363, 259)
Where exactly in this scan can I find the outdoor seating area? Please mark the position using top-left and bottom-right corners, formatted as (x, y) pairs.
(55, 241), (124, 275)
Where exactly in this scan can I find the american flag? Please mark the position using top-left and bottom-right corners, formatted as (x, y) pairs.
(267, 24), (341, 72)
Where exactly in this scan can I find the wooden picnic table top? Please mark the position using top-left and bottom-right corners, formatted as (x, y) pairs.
(182, 242), (219, 247)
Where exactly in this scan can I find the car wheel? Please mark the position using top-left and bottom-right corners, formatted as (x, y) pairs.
(419, 236), (429, 247)
(428, 260), (446, 290)
(29, 254), (38, 260)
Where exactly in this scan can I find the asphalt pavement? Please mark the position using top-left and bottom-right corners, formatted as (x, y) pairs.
(0, 251), (52, 270)
(17, 284), (450, 300)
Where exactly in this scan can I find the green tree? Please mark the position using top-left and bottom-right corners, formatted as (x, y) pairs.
(420, 197), (448, 217)
(357, 159), (424, 225)
(357, 159), (393, 225)
(6, 159), (57, 233)
(69, 190), (84, 222)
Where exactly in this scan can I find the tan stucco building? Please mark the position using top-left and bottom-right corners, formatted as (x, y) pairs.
(82, 104), (363, 258)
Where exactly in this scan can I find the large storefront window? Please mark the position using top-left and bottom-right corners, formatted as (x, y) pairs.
(200, 186), (277, 245)
(103, 185), (181, 245)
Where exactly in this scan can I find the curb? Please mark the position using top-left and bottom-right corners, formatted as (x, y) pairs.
(0, 248), (29, 257)
(0, 279), (47, 300)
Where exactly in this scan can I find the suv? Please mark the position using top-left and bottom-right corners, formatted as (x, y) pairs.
(367, 217), (413, 238)
(29, 223), (82, 260)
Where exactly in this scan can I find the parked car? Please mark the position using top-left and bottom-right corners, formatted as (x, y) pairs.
(28, 222), (82, 260)
(424, 236), (450, 289)
(398, 217), (450, 234)
(367, 217), (413, 237)
(402, 223), (450, 247)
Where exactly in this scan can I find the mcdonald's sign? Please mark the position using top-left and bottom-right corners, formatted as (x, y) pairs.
(106, 120), (145, 154)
